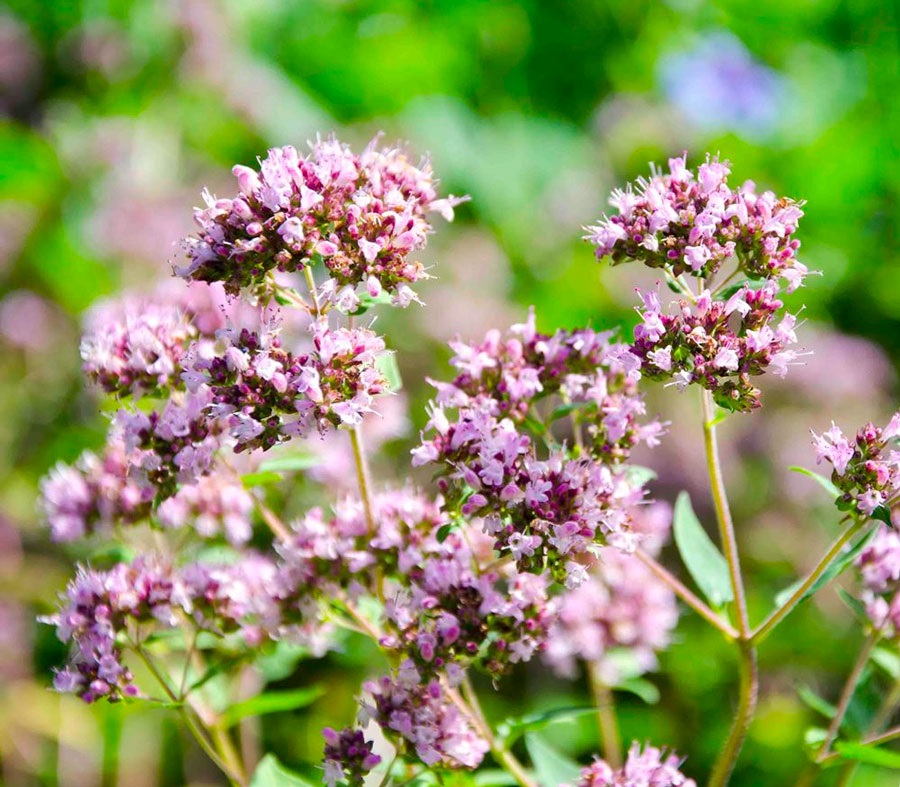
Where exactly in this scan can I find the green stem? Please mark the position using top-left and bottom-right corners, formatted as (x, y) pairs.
(817, 632), (880, 762)
(751, 519), (866, 645)
(453, 681), (537, 787)
(256, 499), (291, 543)
(587, 663), (622, 769)
(211, 724), (248, 786)
(635, 548), (737, 639)
(303, 266), (324, 317)
(708, 644), (758, 787)
(134, 646), (246, 786)
(701, 391), (749, 638)
(349, 425), (377, 536)
(701, 390), (759, 787)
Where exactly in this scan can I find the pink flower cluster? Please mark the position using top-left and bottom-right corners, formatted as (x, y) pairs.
(184, 322), (388, 452)
(544, 504), (678, 682)
(282, 488), (554, 681)
(587, 154), (808, 411)
(360, 670), (489, 770)
(322, 727), (381, 787)
(47, 553), (327, 703)
(40, 436), (152, 542)
(413, 311), (664, 586)
(115, 390), (224, 498)
(633, 283), (801, 412)
(81, 300), (196, 396)
(576, 743), (696, 787)
(157, 473), (255, 545)
(855, 526), (900, 636)
(811, 411), (900, 520)
(179, 137), (464, 301)
(586, 154), (805, 288)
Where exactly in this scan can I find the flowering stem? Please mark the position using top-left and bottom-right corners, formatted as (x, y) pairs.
(256, 499), (291, 543)
(587, 662), (622, 769)
(701, 390), (759, 787)
(751, 518), (866, 644)
(303, 265), (324, 318)
(635, 549), (738, 639)
(817, 631), (881, 762)
(134, 646), (246, 786)
(349, 425), (377, 535)
(707, 644), (758, 787)
(451, 681), (538, 787)
(701, 390), (750, 637)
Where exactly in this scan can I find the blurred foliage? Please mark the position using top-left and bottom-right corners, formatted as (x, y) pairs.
(1, 0), (898, 785)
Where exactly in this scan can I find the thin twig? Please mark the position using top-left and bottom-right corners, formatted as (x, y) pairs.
(702, 390), (759, 787)
(587, 662), (622, 769)
(817, 631), (881, 761)
(635, 548), (738, 639)
(751, 519), (866, 645)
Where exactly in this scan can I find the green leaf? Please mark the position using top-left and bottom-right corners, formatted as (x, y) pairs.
(705, 407), (730, 428)
(625, 465), (657, 486)
(871, 647), (900, 680)
(524, 733), (582, 787)
(837, 588), (870, 624)
(241, 471), (283, 488)
(498, 706), (595, 746)
(258, 452), (320, 474)
(255, 641), (314, 683)
(376, 352), (403, 392)
(474, 770), (519, 786)
(614, 677), (660, 705)
(788, 466), (841, 499)
(672, 491), (734, 607)
(872, 506), (893, 526)
(220, 686), (325, 728)
(250, 754), (317, 787)
(350, 290), (394, 315)
(834, 741), (900, 769)
(796, 684), (837, 721)
(436, 523), (454, 543)
(804, 726), (828, 750)
(774, 528), (877, 608)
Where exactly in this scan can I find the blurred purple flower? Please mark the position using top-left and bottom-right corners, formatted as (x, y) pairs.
(657, 32), (788, 139)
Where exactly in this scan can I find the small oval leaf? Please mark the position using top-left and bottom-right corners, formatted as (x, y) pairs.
(672, 491), (733, 608)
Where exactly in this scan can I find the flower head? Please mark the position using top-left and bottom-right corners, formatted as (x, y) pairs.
(179, 137), (464, 302)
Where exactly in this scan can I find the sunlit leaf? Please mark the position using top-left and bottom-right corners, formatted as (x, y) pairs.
(241, 471), (283, 488)
(376, 352), (403, 392)
(788, 466), (841, 499)
(796, 684), (837, 721)
(258, 452), (320, 473)
(774, 527), (876, 608)
(498, 706), (594, 746)
(871, 647), (900, 680)
(834, 741), (900, 769)
(524, 733), (581, 787)
(673, 491), (733, 607)
(250, 754), (316, 787)
(614, 677), (660, 705)
(220, 686), (325, 728)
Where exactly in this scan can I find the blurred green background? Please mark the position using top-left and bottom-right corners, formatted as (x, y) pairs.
(1, 0), (898, 785)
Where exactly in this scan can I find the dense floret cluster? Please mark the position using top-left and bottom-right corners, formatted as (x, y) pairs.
(414, 311), (664, 585)
(184, 321), (388, 451)
(589, 155), (808, 412)
(632, 283), (801, 411)
(811, 411), (900, 521)
(575, 743), (696, 787)
(587, 155), (805, 288)
(855, 526), (900, 636)
(179, 138), (464, 302)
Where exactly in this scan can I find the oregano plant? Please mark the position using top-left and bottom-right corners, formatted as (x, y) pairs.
(37, 139), (900, 786)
